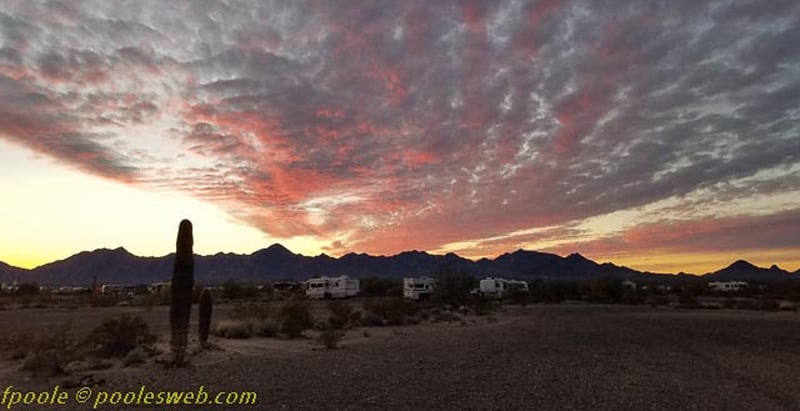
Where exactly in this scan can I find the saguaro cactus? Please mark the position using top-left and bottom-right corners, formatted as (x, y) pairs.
(170, 219), (194, 366)
(198, 288), (213, 349)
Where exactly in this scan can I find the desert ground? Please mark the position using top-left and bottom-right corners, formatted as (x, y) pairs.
(2, 303), (800, 410)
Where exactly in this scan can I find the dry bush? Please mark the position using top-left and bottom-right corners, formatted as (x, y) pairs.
(122, 347), (149, 367)
(319, 326), (345, 349)
(212, 320), (254, 339)
(229, 302), (271, 321)
(85, 314), (156, 358)
(253, 319), (279, 337)
(279, 301), (313, 338)
(327, 301), (361, 330)
(359, 312), (385, 327)
(364, 299), (419, 326)
(20, 324), (85, 375)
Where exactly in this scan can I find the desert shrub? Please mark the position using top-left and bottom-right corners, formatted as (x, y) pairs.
(279, 301), (313, 338)
(359, 277), (402, 297)
(645, 295), (671, 307)
(364, 298), (419, 326)
(359, 312), (385, 327)
(253, 319), (279, 337)
(0, 333), (33, 360)
(319, 326), (345, 349)
(21, 325), (84, 375)
(530, 280), (581, 303)
(219, 320), (255, 339)
(222, 281), (259, 300)
(589, 278), (624, 303)
(735, 298), (780, 311)
(122, 347), (148, 367)
(469, 294), (499, 316)
(430, 308), (461, 323)
(327, 301), (357, 329)
(85, 314), (156, 358)
(230, 302), (271, 321)
(432, 267), (477, 307)
(16, 282), (39, 296)
(84, 294), (127, 308)
(677, 289), (699, 308)
(135, 292), (170, 308)
(506, 289), (531, 306)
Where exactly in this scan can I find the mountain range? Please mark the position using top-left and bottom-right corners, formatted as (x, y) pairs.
(0, 245), (797, 286)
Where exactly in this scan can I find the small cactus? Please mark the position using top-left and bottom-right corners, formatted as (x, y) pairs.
(198, 288), (213, 348)
(170, 219), (194, 366)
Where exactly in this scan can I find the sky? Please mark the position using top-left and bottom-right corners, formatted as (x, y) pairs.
(0, 0), (798, 274)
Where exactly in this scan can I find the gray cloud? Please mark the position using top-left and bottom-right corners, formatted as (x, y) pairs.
(0, 0), (798, 255)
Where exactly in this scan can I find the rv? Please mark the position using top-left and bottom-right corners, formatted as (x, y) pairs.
(100, 284), (136, 296)
(479, 277), (529, 298)
(708, 281), (748, 292)
(305, 276), (360, 299)
(403, 277), (435, 300)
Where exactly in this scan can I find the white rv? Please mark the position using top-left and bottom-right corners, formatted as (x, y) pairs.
(708, 281), (748, 292)
(479, 277), (529, 298)
(403, 277), (435, 300)
(305, 276), (360, 299)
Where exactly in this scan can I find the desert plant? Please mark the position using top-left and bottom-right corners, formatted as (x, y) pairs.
(20, 324), (84, 375)
(253, 319), (279, 337)
(359, 277), (402, 297)
(229, 302), (271, 321)
(198, 288), (213, 349)
(359, 312), (385, 327)
(222, 281), (259, 300)
(170, 219), (194, 366)
(327, 301), (356, 329)
(431, 266), (477, 307)
(364, 298), (419, 325)
(279, 301), (313, 338)
(319, 325), (345, 349)
(122, 347), (149, 367)
(222, 321), (254, 339)
(85, 314), (156, 358)
(16, 282), (39, 296)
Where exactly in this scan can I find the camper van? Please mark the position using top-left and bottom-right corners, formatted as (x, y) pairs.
(305, 275), (360, 299)
(479, 277), (529, 298)
(403, 277), (435, 300)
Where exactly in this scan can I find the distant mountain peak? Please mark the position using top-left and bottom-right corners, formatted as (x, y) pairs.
(727, 259), (758, 270)
(266, 243), (290, 252)
(567, 252), (588, 260)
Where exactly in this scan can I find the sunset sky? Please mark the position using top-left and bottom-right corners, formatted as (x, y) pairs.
(0, 0), (798, 274)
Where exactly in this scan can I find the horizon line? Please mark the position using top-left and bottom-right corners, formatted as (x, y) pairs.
(3, 244), (799, 276)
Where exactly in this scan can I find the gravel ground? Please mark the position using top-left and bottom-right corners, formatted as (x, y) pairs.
(4, 305), (800, 410)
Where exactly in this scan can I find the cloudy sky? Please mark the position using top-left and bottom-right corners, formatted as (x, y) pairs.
(0, 0), (798, 273)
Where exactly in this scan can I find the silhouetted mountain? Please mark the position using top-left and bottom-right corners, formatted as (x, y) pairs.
(0, 261), (28, 283)
(2, 246), (796, 286)
(33, 247), (172, 286)
(704, 259), (793, 282)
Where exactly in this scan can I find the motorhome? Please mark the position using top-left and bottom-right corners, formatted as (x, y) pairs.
(403, 276), (435, 300)
(305, 275), (360, 299)
(479, 277), (529, 298)
(708, 281), (748, 292)
(100, 284), (136, 296)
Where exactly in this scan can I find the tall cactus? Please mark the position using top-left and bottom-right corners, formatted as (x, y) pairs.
(170, 219), (194, 366)
(198, 288), (213, 349)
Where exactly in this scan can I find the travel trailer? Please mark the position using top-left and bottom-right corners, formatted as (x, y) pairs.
(708, 281), (748, 292)
(479, 277), (529, 298)
(100, 284), (136, 296)
(305, 275), (360, 299)
(403, 276), (435, 300)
